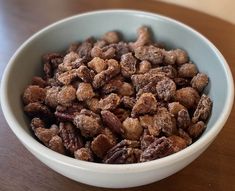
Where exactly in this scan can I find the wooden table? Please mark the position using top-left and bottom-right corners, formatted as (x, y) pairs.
(0, 0), (235, 190)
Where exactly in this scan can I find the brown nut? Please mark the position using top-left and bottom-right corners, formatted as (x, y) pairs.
(74, 147), (94, 162)
(122, 117), (143, 140)
(188, 121), (206, 139)
(137, 60), (152, 74)
(178, 63), (198, 78)
(76, 83), (95, 101)
(88, 57), (108, 73)
(175, 87), (200, 109)
(132, 93), (157, 117)
(91, 134), (114, 158)
(57, 85), (76, 106)
(98, 93), (120, 111)
(48, 135), (65, 154)
(168, 102), (186, 116)
(120, 53), (137, 78)
(102, 31), (120, 44)
(22, 85), (46, 105)
(191, 73), (209, 92)
(101, 110), (124, 135)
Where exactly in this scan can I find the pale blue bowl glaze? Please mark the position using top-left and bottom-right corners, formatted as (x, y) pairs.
(1, 10), (234, 188)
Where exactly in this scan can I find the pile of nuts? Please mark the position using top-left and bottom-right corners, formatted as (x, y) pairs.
(22, 26), (212, 164)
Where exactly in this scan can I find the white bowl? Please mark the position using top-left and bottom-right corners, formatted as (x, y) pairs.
(1, 10), (234, 188)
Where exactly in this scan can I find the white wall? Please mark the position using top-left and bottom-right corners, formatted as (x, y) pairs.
(159, 0), (235, 24)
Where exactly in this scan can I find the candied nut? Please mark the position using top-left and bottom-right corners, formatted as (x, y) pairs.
(102, 31), (120, 44)
(132, 93), (157, 117)
(74, 147), (93, 161)
(156, 78), (176, 101)
(134, 45), (163, 65)
(177, 109), (191, 129)
(80, 109), (101, 121)
(88, 57), (107, 73)
(43, 53), (63, 78)
(120, 53), (137, 77)
(55, 103), (83, 122)
(77, 65), (94, 83)
(101, 128), (117, 146)
(34, 125), (59, 146)
(129, 26), (151, 49)
(174, 77), (190, 87)
(94, 40), (107, 48)
(104, 140), (140, 164)
(45, 86), (60, 108)
(168, 135), (187, 152)
(85, 98), (100, 113)
(131, 72), (164, 91)
(98, 93), (120, 110)
(57, 85), (76, 106)
(118, 82), (134, 96)
(24, 102), (53, 119)
(57, 69), (78, 85)
(22, 85), (46, 105)
(137, 60), (151, 74)
(48, 135), (65, 154)
(122, 117), (143, 140)
(91, 134), (114, 158)
(76, 83), (95, 101)
(178, 63), (198, 78)
(175, 87), (200, 109)
(30, 118), (45, 131)
(140, 137), (174, 162)
(112, 108), (130, 122)
(58, 52), (81, 72)
(163, 50), (177, 65)
(178, 128), (192, 145)
(77, 37), (94, 61)
(188, 121), (206, 139)
(92, 59), (120, 89)
(139, 115), (161, 136)
(32, 76), (47, 88)
(149, 65), (177, 79)
(174, 49), (188, 65)
(101, 110), (124, 135)
(101, 79), (123, 94)
(91, 46), (116, 59)
(192, 94), (212, 123)
(154, 108), (177, 136)
(168, 102), (186, 116)
(191, 73), (209, 92)
(121, 96), (136, 109)
(140, 129), (156, 150)
(73, 112), (101, 137)
(59, 122), (84, 154)
(110, 42), (130, 60)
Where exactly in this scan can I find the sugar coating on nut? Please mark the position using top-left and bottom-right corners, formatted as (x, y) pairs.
(174, 49), (188, 65)
(191, 73), (209, 92)
(188, 121), (205, 139)
(122, 117), (143, 140)
(74, 147), (93, 161)
(120, 53), (137, 77)
(118, 82), (134, 96)
(156, 77), (176, 101)
(168, 102), (186, 116)
(98, 93), (120, 111)
(48, 135), (65, 154)
(137, 60), (152, 74)
(76, 83), (95, 101)
(132, 93), (157, 116)
(91, 134), (114, 158)
(135, 45), (163, 65)
(73, 113), (101, 138)
(178, 63), (198, 78)
(88, 57), (107, 73)
(23, 85), (46, 105)
(175, 87), (200, 109)
(57, 85), (76, 106)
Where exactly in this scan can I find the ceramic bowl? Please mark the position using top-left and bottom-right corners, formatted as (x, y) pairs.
(1, 10), (234, 188)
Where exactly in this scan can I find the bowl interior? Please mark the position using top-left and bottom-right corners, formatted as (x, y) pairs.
(2, 10), (231, 157)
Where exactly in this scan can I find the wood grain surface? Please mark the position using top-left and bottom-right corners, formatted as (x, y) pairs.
(0, 0), (235, 190)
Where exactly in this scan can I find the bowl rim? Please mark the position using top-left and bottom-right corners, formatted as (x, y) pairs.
(1, 9), (234, 173)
